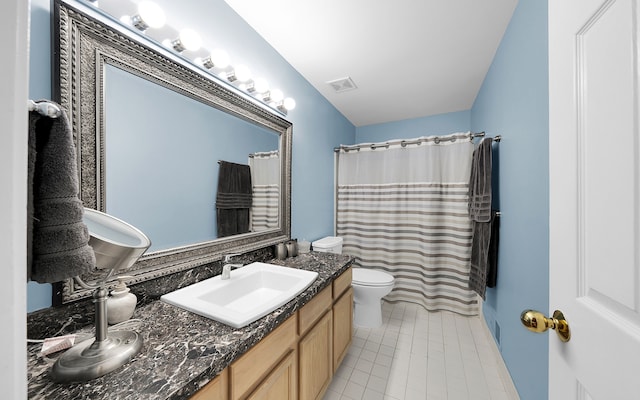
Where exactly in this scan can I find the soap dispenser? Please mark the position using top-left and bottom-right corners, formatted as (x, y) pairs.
(106, 276), (137, 325)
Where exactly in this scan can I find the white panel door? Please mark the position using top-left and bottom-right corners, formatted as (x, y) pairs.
(549, 0), (640, 398)
(0, 0), (29, 397)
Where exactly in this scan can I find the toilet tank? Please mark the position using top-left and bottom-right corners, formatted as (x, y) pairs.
(312, 236), (343, 254)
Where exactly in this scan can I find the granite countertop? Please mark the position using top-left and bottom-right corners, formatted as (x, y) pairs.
(27, 252), (353, 400)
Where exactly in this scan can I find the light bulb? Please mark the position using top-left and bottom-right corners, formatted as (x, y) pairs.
(203, 49), (230, 69)
(132, 1), (165, 30)
(253, 78), (269, 94)
(210, 49), (230, 68)
(172, 29), (202, 52)
(270, 89), (284, 103)
(180, 29), (202, 51)
(234, 65), (252, 82)
(283, 97), (296, 111)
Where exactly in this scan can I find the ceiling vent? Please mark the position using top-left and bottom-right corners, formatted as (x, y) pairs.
(327, 77), (357, 93)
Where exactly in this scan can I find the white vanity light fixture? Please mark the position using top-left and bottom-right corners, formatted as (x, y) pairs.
(268, 88), (284, 104)
(253, 77), (270, 94)
(261, 87), (283, 103)
(104, 0), (297, 112)
(238, 81), (251, 92)
(201, 48), (231, 70)
(276, 98), (296, 114)
(226, 64), (252, 83)
(168, 28), (202, 52)
(244, 77), (269, 94)
(130, 1), (166, 31)
(283, 97), (296, 111)
(119, 14), (132, 25)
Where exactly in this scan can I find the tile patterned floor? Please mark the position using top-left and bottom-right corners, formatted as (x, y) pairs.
(323, 301), (517, 400)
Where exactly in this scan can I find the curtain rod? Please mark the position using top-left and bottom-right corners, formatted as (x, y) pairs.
(334, 131), (501, 153)
(249, 150), (279, 158)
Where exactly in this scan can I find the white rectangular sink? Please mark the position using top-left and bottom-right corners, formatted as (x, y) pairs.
(160, 262), (318, 328)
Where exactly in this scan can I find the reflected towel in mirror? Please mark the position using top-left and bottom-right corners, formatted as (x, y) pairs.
(216, 161), (252, 238)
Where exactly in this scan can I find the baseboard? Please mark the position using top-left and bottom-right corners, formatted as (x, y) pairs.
(477, 297), (520, 400)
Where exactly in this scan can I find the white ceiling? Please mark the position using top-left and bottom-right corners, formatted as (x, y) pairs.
(224, 0), (518, 127)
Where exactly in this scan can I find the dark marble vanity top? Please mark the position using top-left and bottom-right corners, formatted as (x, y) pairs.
(27, 252), (353, 399)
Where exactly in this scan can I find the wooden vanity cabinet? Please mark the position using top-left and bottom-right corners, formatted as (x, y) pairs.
(230, 315), (298, 400)
(332, 268), (353, 372)
(297, 266), (353, 400)
(194, 315), (297, 400)
(190, 369), (228, 400)
(190, 266), (353, 400)
(298, 286), (333, 400)
(246, 350), (297, 400)
(333, 287), (353, 371)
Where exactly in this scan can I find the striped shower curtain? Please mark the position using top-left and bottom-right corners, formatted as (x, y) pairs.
(249, 151), (280, 232)
(336, 133), (478, 315)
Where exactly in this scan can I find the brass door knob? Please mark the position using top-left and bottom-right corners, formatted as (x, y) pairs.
(520, 309), (571, 342)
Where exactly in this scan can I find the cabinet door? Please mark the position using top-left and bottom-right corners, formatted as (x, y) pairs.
(190, 369), (228, 400)
(247, 351), (297, 400)
(298, 311), (333, 400)
(333, 287), (353, 372)
(230, 316), (297, 400)
(298, 286), (331, 335)
(332, 268), (352, 300)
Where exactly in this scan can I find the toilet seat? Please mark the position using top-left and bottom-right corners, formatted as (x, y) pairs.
(352, 268), (394, 287)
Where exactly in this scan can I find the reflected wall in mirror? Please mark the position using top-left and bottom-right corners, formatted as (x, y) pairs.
(53, 0), (292, 303)
(105, 65), (280, 251)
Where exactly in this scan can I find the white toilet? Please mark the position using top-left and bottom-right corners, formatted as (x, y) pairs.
(312, 236), (395, 329)
(351, 268), (395, 328)
(311, 236), (343, 254)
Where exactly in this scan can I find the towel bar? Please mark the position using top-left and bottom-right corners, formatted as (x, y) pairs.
(28, 99), (62, 118)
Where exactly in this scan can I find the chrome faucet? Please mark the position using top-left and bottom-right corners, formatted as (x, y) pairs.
(221, 254), (243, 280)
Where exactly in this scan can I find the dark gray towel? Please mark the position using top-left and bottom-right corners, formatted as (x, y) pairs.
(28, 105), (96, 283)
(216, 161), (252, 238)
(486, 212), (500, 288)
(469, 210), (499, 299)
(469, 137), (493, 222)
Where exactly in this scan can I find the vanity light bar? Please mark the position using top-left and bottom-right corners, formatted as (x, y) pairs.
(93, 0), (295, 114)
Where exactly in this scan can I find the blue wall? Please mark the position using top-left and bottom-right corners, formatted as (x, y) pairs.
(356, 110), (471, 143)
(27, 0), (355, 311)
(471, 1), (549, 399)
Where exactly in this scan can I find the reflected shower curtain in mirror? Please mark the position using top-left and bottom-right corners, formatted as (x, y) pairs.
(336, 133), (478, 315)
(249, 151), (279, 231)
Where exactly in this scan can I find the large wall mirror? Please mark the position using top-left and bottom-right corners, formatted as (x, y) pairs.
(53, 0), (292, 303)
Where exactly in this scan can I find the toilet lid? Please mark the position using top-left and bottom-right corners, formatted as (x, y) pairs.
(352, 268), (395, 286)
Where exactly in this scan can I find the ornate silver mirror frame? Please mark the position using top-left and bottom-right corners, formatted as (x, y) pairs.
(53, 0), (292, 303)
